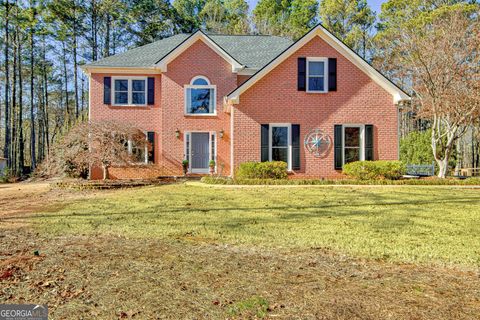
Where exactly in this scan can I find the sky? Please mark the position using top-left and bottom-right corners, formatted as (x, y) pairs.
(246, 0), (386, 14)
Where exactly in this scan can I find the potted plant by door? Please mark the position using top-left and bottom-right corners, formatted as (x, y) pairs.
(209, 160), (216, 175)
(182, 160), (189, 176)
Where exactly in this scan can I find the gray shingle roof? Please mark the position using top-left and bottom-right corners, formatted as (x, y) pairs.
(85, 33), (293, 69)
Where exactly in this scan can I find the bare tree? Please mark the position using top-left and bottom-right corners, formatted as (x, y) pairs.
(60, 121), (148, 180)
(396, 8), (480, 178)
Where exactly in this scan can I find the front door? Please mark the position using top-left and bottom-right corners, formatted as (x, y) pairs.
(191, 132), (210, 173)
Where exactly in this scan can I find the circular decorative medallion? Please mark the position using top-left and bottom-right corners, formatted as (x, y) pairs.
(304, 129), (331, 157)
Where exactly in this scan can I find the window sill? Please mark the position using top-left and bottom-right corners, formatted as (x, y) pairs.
(110, 104), (150, 108)
(305, 91), (328, 94)
(184, 113), (218, 117)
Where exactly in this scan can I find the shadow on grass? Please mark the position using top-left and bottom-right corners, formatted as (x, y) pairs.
(3, 195), (479, 223)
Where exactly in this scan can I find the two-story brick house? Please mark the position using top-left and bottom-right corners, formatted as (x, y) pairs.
(82, 25), (409, 179)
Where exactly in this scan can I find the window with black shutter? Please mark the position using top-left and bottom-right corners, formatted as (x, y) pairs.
(104, 77), (111, 104)
(292, 124), (300, 170)
(364, 125), (374, 161)
(261, 124), (269, 162)
(147, 77), (155, 105)
(334, 125), (343, 170)
(297, 58), (306, 91)
(328, 58), (337, 91)
(147, 131), (155, 163)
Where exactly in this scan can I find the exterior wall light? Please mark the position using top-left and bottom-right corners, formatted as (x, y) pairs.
(219, 129), (224, 138)
(175, 129), (180, 138)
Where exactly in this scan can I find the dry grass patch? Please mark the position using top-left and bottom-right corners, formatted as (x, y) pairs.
(1, 228), (479, 319)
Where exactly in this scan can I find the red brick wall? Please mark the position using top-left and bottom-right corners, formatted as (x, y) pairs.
(89, 40), (238, 179)
(233, 36), (399, 179)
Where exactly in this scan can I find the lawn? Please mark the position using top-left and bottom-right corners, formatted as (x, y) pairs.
(1, 182), (480, 319)
(33, 183), (480, 265)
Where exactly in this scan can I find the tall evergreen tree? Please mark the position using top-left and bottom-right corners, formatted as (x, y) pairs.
(253, 0), (318, 39)
(173, 0), (207, 32)
(319, 0), (375, 58)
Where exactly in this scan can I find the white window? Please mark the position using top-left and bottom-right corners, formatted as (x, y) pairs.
(125, 132), (149, 164)
(306, 57), (328, 93)
(185, 76), (216, 115)
(112, 77), (147, 106)
(269, 124), (292, 171)
(343, 125), (365, 164)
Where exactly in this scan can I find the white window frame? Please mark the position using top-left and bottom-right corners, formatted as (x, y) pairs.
(184, 131), (217, 174)
(306, 57), (328, 93)
(184, 76), (217, 116)
(127, 131), (149, 165)
(268, 123), (292, 171)
(111, 76), (148, 107)
(342, 124), (365, 165)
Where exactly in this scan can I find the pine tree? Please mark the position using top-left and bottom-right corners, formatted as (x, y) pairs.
(319, 0), (375, 58)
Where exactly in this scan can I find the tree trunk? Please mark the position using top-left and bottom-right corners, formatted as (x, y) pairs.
(42, 34), (50, 157)
(102, 164), (109, 180)
(104, 13), (111, 57)
(30, 13), (36, 171)
(91, 0), (98, 61)
(3, 1), (10, 164)
(73, 7), (79, 119)
(17, 30), (24, 175)
(61, 39), (70, 128)
(11, 31), (17, 174)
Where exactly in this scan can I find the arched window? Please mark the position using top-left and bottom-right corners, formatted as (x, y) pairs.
(185, 76), (216, 115)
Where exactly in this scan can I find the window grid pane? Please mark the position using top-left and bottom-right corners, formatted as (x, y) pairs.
(211, 133), (215, 162)
(186, 133), (190, 164)
(308, 61), (324, 76)
(114, 79), (129, 104)
(187, 88), (215, 114)
(308, 76), (324, 91)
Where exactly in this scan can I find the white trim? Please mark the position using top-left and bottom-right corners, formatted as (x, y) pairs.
(81, 66), (161, 75)
(230, 107), (234, 177)
(88, 76), (92, 121)
(237, 68), (258, 76)
(184, 76), (217, 116)
(227, 25), (410, 104)
(268, 123), (292, 171)
(156, 31), (244, 73)
(306, 57), (328, 93)
(127, 131), (149, 165)
(190, 75), (211, 85)
(342, 124), (365, 165)
(184, 131), (217, 174)
(111, 76), (148, 107)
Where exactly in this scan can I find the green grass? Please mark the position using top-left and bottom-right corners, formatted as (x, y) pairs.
(32, 184), (480, 266)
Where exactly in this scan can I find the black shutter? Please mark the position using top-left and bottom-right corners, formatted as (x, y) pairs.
(365, 125), (374, 161)
(147, 131), (155, 163)
(297, 57), (306, 91)
(147, 77), (155, 105)
(261, 124), (269, 162)
(328, 58), (337, 91)
(334, 125), (343, 170)
(292, 124), (300, 170)
(104, 77), (111, 104)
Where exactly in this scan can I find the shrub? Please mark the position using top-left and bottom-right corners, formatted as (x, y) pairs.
(201, 176), (480, 186)
(400, 129), (434, 165)
(343, 160), (406, 180)
(236, 161), (288, 179)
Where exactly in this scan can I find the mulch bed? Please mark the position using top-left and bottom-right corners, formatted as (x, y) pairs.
(51, 177), (195, 190)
